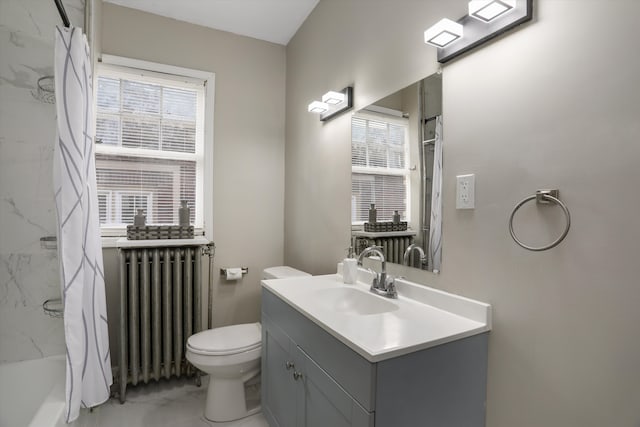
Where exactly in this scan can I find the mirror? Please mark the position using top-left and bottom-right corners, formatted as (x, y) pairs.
(351, 72), (443, 272)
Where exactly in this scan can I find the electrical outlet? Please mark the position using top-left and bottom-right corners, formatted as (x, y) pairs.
(456, 174), (475, 209)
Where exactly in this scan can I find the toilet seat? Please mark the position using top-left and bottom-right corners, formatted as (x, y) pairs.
(187, 322), (261, 356)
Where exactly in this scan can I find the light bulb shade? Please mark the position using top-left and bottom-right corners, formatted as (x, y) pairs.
(424, 19), (464, 48)
(322, 91), (346, 105)
(468, 0), (516, 22)
(308, 101), (329, 113)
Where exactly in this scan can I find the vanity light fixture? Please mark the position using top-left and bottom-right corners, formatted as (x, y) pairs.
(468, 0), (516, 22)
(308, 86), (353, 122)
(425, 0), (532, 63)
(322, 90), (346, 105)
(308, 101), (329, 113)
(424, 19), (464, 48)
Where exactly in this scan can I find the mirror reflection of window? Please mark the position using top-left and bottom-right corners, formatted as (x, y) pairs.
(351, 114), (410, 224)
(350, 72), (441, 272)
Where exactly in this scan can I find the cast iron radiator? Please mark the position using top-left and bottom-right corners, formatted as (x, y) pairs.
(355, 235), (415, 265)
(118, 245), (203, 402)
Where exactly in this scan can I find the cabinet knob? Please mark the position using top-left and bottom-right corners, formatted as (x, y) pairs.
(285, 361), (295, 370)
(293, 370), (303, 381)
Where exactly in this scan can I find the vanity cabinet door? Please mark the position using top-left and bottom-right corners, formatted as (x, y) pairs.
(262, 316), (297, 427)
(262, 288), (376, 412)
(294, 347), (373, 427)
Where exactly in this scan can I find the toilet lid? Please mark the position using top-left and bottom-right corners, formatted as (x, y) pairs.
(187, 322), (262, 356)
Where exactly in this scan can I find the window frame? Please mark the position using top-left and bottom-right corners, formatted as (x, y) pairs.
(351, 111), (411, 226)
(96, 55), (215, 246)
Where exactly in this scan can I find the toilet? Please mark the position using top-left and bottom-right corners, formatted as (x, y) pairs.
(186, 266), (310, 422)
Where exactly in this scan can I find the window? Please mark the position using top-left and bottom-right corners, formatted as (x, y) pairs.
(351, 114), (410, 224)
(94, 61), (209, 235)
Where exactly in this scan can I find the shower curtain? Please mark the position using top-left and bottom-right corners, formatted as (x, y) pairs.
(428, 116), (443, 273)
(54, 26), (112, 423)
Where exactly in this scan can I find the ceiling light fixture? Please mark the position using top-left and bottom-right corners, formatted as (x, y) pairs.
(424, 19), (464, 48)
(468, 0), (516, 22)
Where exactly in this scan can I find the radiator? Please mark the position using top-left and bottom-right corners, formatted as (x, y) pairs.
(118, 245), (203, 402)
(354, 235), (415, 265)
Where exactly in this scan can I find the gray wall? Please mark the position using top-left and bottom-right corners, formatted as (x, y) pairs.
(101, 3), (287, 330)
(285, 1), (640, 426)
(0, 0), (84, 363)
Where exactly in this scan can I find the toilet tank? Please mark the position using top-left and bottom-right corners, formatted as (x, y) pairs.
(262, 266), (310, 280)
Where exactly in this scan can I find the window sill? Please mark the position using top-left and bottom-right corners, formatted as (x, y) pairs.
(101, 229), (208, 248)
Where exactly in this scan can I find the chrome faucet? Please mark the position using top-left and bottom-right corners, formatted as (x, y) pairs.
(357, 246), (397, 298)
(403, 244), (426, 268)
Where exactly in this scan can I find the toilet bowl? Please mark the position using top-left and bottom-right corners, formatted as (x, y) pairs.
(186, 266), (310, 422)
(187, 323), (262, 422)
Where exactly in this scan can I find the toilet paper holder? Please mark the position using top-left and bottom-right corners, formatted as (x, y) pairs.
(220, 267), (249, 276)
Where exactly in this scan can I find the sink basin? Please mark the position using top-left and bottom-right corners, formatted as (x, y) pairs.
(314, 286), (399, 315)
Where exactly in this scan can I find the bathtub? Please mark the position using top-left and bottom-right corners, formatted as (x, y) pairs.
(0, 355), (66, 427)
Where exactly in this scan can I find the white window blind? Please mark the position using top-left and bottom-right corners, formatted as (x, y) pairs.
(351, 114), (410, 224)
(94, 64), (205, 234)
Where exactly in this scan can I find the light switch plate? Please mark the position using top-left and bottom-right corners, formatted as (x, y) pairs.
(456, 174), (475, 209)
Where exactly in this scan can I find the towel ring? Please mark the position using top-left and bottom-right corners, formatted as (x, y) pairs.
(509, 189), (571, 251)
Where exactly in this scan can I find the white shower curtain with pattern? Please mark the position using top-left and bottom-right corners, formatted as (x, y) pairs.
(428, 116), (443, 273)
(54, 26), (112, 423)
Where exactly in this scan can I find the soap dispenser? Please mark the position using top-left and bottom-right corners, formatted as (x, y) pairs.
(343, 246), (358, 285)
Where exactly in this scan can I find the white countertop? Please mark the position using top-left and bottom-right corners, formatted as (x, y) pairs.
(262, 270), (491, 362)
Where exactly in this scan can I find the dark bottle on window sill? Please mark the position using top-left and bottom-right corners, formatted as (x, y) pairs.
(368, 203), (377, 223)
(134, 209), (146, 226)
(179, 200), (190, 226)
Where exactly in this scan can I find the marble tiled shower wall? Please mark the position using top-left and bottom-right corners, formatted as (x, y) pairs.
(0, 0), (84, 363)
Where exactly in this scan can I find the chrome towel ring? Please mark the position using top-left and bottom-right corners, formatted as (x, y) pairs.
(509, 189), (571, 251)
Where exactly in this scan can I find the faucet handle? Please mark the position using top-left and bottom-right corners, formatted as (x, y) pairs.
(369, 274), (398, 298)
(384, 278), (398, 298)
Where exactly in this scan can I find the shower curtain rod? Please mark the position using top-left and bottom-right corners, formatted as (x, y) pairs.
(54, 0), (71, 27)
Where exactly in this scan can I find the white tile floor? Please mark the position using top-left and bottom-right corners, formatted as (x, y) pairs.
(71, 377), (268, 427)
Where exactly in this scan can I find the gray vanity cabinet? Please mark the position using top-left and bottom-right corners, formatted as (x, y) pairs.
(262, 313), (372, 427)
(261, 288), (489, 427)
